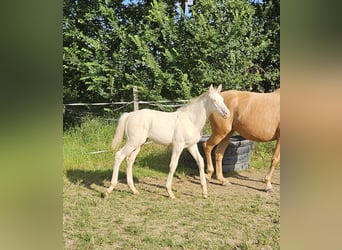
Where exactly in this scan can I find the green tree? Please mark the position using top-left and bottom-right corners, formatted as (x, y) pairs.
(252, 0), (280, 92)
(63, 0), (129, 103)
(63, 0), (280, 103)
(180, 0), (271, 93)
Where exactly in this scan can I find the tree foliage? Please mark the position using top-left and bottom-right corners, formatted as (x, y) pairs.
(63, 0), (279, 103)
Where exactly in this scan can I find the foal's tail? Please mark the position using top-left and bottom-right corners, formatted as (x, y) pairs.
(112, 112), (130, 151)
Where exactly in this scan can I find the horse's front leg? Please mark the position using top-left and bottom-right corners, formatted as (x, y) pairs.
(203, 140), (215, 181)
(215, 135), (232, 186)
(166, 144), (184, 199)
(203, 134), (224, 181)
(187, 144), (208, 198)
(264, 138), (280, 192)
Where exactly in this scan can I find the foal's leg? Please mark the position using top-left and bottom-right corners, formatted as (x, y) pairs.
(187, 144), (208, 198)
(166, 144), (184, 199)
(105, 144), (135, 197)
(264, 138), (280, 192)
(126, 146), (141, 195)
(214, 132), (234, 185)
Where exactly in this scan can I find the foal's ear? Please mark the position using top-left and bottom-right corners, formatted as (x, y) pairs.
(209, 84), (214, 93)
(217, 84), (222, 93)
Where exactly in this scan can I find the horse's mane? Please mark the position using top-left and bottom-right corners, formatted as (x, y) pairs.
(177, 91), (208, 112)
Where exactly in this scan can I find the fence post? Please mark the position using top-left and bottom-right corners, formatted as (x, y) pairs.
(133, 86), (139, 111)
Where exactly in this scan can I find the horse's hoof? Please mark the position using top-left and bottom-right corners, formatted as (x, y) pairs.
(132, 190), (139, 195)
(104, 191), (111, 198)
(265, 188), (273, 193)
(222, 181), (232, 186)
(203, 194), (208, 199)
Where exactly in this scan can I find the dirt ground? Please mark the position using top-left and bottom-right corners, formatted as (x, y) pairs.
(113, 167), (280, 199)
(64, 167), (280, 249)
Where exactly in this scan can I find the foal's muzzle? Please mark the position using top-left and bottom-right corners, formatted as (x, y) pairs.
(222, 111), (229, 119)
(219, 107), (229, 119)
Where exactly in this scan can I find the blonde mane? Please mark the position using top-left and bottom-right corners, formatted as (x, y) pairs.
(177, 91), (208, 112)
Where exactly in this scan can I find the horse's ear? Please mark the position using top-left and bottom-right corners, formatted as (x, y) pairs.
(209, 84), (214, 93)
(217, 84), (222, 93)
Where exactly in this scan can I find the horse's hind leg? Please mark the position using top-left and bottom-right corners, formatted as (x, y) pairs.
(106, 144), (136, 197)
(187, 144), (208, 198)
(214, 132), (234, 185)
(126, 146), (141, 195)
(166, 144), (184, 199)
(264, 138), (280, 192)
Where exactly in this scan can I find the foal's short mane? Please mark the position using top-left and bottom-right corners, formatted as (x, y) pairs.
(177, 91), (208, 112)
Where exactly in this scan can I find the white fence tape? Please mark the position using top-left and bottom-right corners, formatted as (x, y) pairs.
(64, 101), (134, 106)
(87, 141), (152, 155)
(64, 100), (188, 106)
(87, 150), (111, 154)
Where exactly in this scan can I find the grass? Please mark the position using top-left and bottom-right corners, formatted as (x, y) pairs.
(63, 117), (280, 249)
(251, 140), (276, 170)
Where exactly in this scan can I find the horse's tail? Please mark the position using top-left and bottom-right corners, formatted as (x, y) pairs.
(112, 112), (130, 151)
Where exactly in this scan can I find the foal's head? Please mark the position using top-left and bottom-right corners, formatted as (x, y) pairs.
(208, 84), (230, 119)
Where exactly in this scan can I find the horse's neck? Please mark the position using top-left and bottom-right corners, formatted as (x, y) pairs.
(183, 97), (210, 130)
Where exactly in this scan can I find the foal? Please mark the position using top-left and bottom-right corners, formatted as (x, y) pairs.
(105, 85), (229, 199)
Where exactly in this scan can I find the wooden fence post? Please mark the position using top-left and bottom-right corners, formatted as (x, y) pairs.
(133, 86), (139, 111)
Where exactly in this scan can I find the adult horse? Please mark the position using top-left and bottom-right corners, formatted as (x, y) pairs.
(203, 89), (280, 191)
(106, 85), (230, 199)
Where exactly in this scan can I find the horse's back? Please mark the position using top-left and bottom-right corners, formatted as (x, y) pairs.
(220, 90), (280, 141)
(126, 109), (177, 145)
(222, 89), (279, 112)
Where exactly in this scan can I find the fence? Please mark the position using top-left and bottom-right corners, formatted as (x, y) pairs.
(63, 87), (190, 124)
(63, 87), (190, 154)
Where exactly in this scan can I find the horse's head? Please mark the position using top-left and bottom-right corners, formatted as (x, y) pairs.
(208, 84), (230, 119)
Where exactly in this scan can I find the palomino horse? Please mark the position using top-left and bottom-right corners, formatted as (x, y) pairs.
(203, 89), (280, 191)
(106, 85), (230, 199)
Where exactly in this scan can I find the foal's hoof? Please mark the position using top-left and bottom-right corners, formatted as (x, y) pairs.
(104, 190), (111, 198)
(202, 194), (208, 199)
(168, 194), (176, 199)
(265, 187), (273, 193)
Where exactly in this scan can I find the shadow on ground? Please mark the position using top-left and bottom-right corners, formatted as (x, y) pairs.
(65, 147), (276, 195)
(65, 148), (194, 193)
